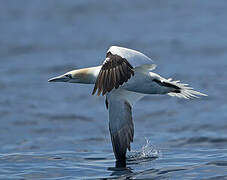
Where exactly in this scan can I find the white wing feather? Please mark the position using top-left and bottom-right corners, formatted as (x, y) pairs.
(107, 46), (156, 70)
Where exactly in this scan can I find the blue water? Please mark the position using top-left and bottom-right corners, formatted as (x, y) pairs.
(1, 0), (227, 179)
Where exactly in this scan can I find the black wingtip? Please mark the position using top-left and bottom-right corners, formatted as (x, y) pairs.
(92, 88), (96, 95)
(92, 81), (98, 95)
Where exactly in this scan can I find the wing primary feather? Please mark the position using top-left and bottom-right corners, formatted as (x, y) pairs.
(122, 62), (131, 79)
(112, 67), (117, 88)
(107, 68), (113, 92)
(97, 70), (104, 96)
(102, 70), (108, 95)
(92, 83), (98, 95)
(92, 72), (100, 95)
(114, 66), (120, 88)
(102, 70), (107, 95)
(118, 65), (127, 85)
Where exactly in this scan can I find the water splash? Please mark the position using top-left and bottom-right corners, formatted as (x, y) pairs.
(127, 138), (160, 163)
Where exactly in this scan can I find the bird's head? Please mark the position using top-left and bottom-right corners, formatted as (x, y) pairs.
(48, 67), (100, 84)
(48, 70), (78, 83)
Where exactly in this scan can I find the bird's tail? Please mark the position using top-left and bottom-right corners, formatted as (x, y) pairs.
(165, 78), (207, 99)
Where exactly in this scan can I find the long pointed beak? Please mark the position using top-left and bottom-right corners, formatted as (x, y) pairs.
(48, 75), (68, 82)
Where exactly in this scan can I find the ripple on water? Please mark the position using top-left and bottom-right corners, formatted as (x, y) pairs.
(171, 136), (227, 147)
(206, 161), (227, 167)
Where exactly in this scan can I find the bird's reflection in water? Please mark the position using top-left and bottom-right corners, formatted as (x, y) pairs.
(108, 165), (133, 178)
(107, 155), (158, 178)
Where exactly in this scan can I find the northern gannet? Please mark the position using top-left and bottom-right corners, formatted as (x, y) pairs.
(48, 46), (207, 167)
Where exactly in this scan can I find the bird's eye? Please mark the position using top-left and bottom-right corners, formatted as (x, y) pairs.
(65, 74), (72, 78)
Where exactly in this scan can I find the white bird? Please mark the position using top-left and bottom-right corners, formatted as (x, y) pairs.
(48, 46), (207, 167)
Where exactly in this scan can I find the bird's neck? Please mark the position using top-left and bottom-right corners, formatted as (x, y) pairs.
(74, 66), (101, 84)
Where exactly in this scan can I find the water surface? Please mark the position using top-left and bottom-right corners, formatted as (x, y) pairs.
(0, 0), (227, 179)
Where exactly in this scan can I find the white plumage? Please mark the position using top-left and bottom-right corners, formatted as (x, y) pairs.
(48, 46), (207, 168)
(108, 46), (154, 68)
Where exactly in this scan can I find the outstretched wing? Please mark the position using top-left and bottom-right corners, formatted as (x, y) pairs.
(106, 89), (145, 167)
(108, 95), (133, 167)
(92, 51), (134, 96)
